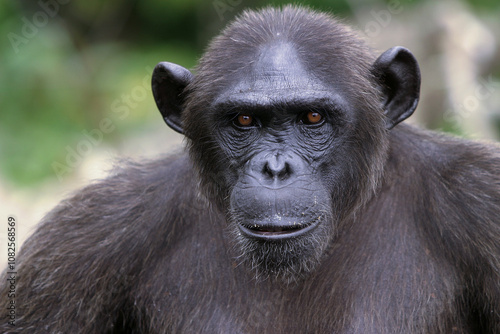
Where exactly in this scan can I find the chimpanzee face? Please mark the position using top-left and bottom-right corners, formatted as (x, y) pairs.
(152, 9), (419, 282)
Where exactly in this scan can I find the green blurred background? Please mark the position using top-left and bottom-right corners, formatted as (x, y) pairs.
(0, 0), (499, 251)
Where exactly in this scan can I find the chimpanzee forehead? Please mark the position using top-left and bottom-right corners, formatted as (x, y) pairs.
(212, 41), (332, 107)
(254, 41), (303, 77)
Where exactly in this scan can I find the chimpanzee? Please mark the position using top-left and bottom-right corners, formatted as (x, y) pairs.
(1, 5), (499, 334)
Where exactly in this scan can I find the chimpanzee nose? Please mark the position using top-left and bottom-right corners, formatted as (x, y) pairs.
(262, 153), (292, 181)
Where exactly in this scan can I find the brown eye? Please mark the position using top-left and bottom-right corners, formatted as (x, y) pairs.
(236, 115), (253, 127)
(304, 111), (323, 125)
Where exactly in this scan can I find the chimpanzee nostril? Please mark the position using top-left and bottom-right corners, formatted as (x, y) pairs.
(263, 154), (292, 180)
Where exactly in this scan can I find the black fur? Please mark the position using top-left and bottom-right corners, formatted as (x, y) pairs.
(2, 6), (499, 333)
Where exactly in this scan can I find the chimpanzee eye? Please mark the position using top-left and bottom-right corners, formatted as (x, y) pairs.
(234, 114), (255, 127)
(301, 111), (324, 125)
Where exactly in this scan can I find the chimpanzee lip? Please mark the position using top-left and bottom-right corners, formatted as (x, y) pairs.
(239, 218), (319, 240)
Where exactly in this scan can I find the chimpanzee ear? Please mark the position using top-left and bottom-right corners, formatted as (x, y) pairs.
(371, 47), (421, 129)
(152, 62), (193, 134)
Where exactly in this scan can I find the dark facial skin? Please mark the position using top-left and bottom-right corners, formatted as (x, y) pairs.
(217, 43), (338, 225)
(210, 42), (351, 277)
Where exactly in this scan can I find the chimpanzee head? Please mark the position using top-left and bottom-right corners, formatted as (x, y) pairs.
(152, 6), (420, 282)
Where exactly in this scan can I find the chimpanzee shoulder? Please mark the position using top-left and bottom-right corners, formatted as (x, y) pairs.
(4, 153), (202, 333)
(386, 124), (500, 269)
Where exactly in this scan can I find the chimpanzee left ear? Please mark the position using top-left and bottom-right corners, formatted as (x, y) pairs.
(152, 62), (193, 134)
(371, 47), (421, 129)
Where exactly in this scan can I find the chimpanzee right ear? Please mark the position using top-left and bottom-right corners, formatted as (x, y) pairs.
(152, 62), (193, 134)
(371, 47), (421, 129)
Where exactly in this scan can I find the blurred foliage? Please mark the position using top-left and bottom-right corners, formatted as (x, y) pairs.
(0, 0), (499, 186)
(462, 0), (500, 11)
(0, 0), (199, 185)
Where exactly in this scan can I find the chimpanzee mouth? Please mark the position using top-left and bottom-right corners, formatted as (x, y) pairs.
(239, 219), (319, 240)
